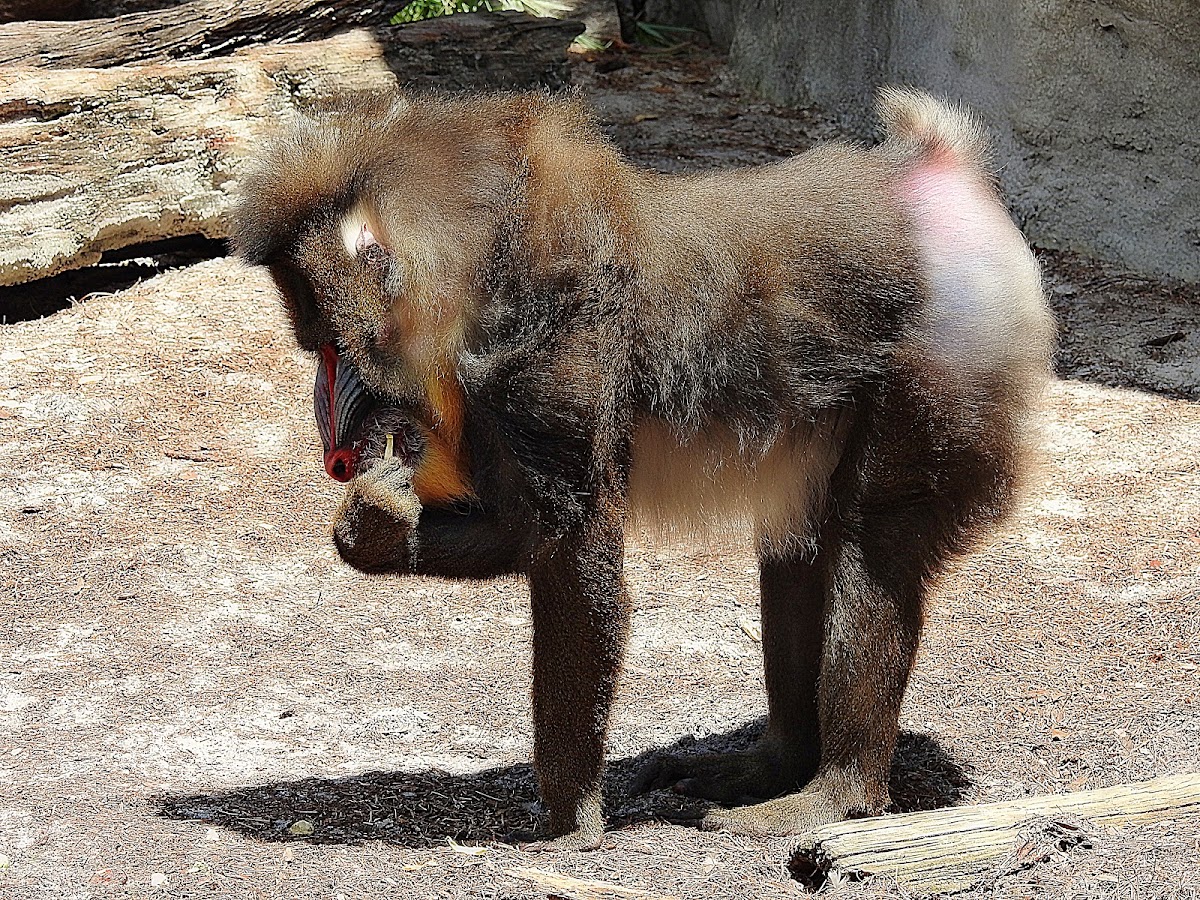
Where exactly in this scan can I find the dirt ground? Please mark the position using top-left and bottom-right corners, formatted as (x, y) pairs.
(1, 46), (1198, 900)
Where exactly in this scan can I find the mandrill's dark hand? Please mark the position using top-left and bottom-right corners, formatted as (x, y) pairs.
(332, 457), (422, 574)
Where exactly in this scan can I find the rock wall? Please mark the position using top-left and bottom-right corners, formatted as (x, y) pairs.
(647, 0), (1200, 282)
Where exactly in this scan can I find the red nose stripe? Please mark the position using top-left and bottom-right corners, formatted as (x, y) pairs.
(321, 343), (339, 444)
(324, 447), (357, 482)
(320, 344), (358, 481)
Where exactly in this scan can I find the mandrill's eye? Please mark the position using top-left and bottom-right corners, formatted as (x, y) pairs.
(375, 256), (405, 299)
(359, 241), (389, 268)
(358, 243), (403, 296)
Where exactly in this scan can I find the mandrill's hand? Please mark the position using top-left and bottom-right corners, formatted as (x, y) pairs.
(332, 457), (422, 574)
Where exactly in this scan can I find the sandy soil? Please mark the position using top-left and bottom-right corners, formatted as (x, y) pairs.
(1, 48), (1198, 900)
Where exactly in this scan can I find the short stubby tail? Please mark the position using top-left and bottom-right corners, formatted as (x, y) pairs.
(875, 88), (1054, 530)
(876, 86), (992, 172)
(879, 87), (1054, 404)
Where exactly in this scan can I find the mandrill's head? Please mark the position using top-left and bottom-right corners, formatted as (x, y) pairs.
(229, 91), (560, 500)
(229, 92), (520, 395)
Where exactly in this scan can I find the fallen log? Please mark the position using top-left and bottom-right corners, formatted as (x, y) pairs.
(789, 772), (1200, 894)
(0, 0), (86, 22)
(506, 867), (681, 900)
(0, 14), (582, 288)
(0, 2), (205, 25)
(0, 0), (395, 68)
(0, 0), (582, 83)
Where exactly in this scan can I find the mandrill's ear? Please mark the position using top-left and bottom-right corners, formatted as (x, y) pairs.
(354, 222), (378, 254)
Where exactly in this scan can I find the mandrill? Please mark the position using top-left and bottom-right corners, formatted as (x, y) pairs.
(233, 87), (1053, 849)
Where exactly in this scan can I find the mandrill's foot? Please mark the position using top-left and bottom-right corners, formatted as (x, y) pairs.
(632, 740), (817, 806)
(507, 824), (605, 852)
(701, 769), (885, 836)
(506, 792), (606, 852)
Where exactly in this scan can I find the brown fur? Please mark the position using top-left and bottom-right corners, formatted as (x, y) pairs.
(233, 87), (1053, 848)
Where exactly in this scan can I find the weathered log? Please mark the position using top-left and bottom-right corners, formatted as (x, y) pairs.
(0, 32), (393, 289)
(0, 13), (582, 288)
(0, 1), (186, 24)
(789, 772), (1200, 894)
(0, 0), (87, 22)
(0, 0), (395, 68)
(0, 0), (582, 81)
(506, 867), (681, 900)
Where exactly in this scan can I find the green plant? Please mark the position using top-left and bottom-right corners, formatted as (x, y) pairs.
(633, 20), (694, 48)
(572, 32), (612, 52)
(391, 0), (477, 24)
(391, 0), (573, 25)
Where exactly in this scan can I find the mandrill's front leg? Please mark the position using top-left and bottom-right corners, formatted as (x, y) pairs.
(332, 457), (529, 579)
(335, 459), (631, 850)
(524, 502), (631, 850)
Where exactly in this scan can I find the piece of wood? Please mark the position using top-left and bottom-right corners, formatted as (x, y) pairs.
(0, 0), (87, 22)
(506, 866), (681, 900)
(0, 1), (185, 24)
(789, 772), (1200, 894)
(0, 31), (396, 288)
(0, 0), (395, 68)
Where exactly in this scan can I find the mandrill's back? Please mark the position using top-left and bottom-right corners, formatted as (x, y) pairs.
(628, 143), (928, 422)
(622, 90), (1053, 548)
(625, 92), (1051, 411)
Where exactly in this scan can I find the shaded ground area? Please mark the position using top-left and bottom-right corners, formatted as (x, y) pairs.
(1, 47), (1198, 899)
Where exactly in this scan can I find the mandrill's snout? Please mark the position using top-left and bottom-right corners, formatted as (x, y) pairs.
(314, 344), (373, 482)
(325, 448), (356, 482)
(313, 344), (427, 484)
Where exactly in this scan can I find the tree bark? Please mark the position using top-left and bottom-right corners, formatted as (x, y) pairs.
(0, 0), (87, 22)
(0, 0), (583, 78)
(789, 773), (1200, 894)
(506, 867), (681, 900)
(0, 0), (395, 67)
(0, 1), (187, 24)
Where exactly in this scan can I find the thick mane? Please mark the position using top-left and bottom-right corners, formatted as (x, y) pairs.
(231, 91), (594, 267)
(231, 95), (407, 265)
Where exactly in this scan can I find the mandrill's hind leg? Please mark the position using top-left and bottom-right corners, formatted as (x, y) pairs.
(632, 548), (826, 804)
(638, 380), (1004, 835)
(702, 379), (1010, 835)
(702, 519), (925, 834)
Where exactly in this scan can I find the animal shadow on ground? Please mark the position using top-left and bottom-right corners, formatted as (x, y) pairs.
(155, 722), (969, 847)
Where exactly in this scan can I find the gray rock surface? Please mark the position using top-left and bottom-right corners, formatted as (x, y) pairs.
(647, 0), (1200, 282)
